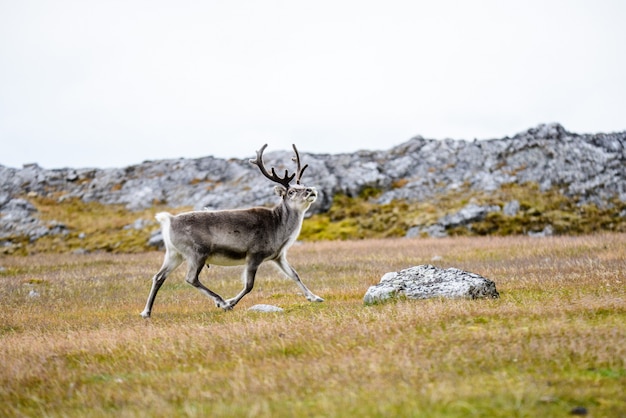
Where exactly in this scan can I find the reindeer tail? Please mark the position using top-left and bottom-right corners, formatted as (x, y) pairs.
(155, 212), (174, 251)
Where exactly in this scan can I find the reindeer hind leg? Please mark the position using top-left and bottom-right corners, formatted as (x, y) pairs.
(141, 250), (184, 318)
(184, 255), (231, 310)
(224, 256), (263, 309)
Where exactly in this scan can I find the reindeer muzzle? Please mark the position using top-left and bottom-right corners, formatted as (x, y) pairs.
(306, 188), (318, 202)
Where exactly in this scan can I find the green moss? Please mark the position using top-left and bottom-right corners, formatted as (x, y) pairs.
(358, 186), (383, 199)
(4, 196), (186, 255)
(5, 182), (625, 253)
(300, 182), (626, 241)
(302, 192), (423, 241)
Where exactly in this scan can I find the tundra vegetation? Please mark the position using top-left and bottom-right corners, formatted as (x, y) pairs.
(1, 234), (625, 417)
(3, 181), (625, 255)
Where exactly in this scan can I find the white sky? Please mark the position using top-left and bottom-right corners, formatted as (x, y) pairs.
(1, 0), (625, 169)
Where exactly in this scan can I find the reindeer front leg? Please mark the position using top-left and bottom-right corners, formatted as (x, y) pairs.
(274, 254), (324, 302)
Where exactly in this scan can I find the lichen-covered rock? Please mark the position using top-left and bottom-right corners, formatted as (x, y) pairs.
(0, 198), (67, 242)
(1, 123), (624, 245)
(364, 264), (499, 304)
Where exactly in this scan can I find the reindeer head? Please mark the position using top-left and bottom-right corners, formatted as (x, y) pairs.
(250, 144), (318, 211)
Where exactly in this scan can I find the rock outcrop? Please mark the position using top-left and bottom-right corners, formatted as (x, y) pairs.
(363, 265), (499, 304)
(1, 123), (624, 245)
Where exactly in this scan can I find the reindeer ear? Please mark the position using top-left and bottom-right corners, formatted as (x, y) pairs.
(274, 185), (287, 197)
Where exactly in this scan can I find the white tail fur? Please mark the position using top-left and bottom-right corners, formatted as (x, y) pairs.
(155, 212), (173, 250)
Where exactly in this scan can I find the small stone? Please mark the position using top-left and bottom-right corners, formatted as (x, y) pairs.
(147, 230), (164, 248)
(248, 304), (284, 313)
(569, 406), (588, 415)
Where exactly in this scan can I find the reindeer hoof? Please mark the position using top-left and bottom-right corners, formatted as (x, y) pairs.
(140, 310), (151, 319)
(309, 295), (324, 303)
(215, 300), (233, 310)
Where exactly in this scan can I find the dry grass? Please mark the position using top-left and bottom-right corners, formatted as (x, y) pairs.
(1, 234), (625, 417)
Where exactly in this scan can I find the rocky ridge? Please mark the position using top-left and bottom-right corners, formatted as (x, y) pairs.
(1, 123), (625, 246)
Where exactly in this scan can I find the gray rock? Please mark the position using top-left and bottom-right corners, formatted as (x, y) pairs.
(406, 224), (447, 238)
(124, 218), (153, 230)
(0, 199), (41, 239)
(408, 203), (501, 238)
(248, 304), (284, 313)
(364, 264), (499, 304)
(0, 198), (67, 243)
(147, 230), (164, 248)
(0, 123), (624, 246)
(438, 203), (500, 228)
(503, 200), (520, 216)
(1, 198), (37, 217)
(405, 226), (421, 238)
(528, 225), (554, 237)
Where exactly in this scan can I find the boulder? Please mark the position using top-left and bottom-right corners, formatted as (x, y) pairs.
(147, 230), (164, 248)
(364, 264), (499, 304)
(406, 203), (502, 238)
(502, 200), (520, 216)
(438, 203), (501, 228)
(0, 198), (68, 244)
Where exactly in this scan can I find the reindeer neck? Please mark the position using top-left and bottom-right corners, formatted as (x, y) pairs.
(271, 199), (306, 233)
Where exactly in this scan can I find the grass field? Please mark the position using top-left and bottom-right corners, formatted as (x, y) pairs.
(1, 234), (625, 417)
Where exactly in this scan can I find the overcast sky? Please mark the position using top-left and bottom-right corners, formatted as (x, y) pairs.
(1, 1), (624, 169)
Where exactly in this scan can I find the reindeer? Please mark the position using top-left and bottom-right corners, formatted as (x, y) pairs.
(140, 144), (324, 318)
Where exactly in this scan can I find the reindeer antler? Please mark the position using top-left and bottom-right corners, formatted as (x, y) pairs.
(292, 144), (308, 185)
(250, 144), (296, 188)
